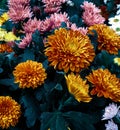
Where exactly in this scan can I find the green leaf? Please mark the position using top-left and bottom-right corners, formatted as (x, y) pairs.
(21, 48), (35, 62)
(0, 78), (18, 90)
(20, 93), (40, 128)
(63, 111), (95, 130)
(95, 50), (114, 68)
(40, 112), (68, 130)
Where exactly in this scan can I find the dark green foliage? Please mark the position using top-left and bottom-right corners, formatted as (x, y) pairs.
(63, 111), (95, 130)
(40, 112), (68, 130)
(20, 93), (40, 128)
(20, 48), (35, 62)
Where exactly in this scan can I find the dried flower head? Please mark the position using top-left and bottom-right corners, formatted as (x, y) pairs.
(88, 24), (120, 54)
(0, 96), (21, 129)
(102, 103), (120, 120)
(81, 1), (105, 26)
(65, 73), (92, 102)
(45, 28), (95, 73)
(105, 120), (118, 130)
(86, 68), (120, 102)
(13, 60), (47, 89)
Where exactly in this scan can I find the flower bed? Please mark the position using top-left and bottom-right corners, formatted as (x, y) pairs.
(0, 0), (120, 130)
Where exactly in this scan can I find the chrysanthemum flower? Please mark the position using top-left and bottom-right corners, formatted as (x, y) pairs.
(0, 28), (7, 41)
(0, 96), (21, 129)
(8, 0), (30, 6)
(39, 12), (69, 33)
(23, 18), (42, 33)
(0, 43), (13, 53)
(18, 33), (32, 48)
(81, 1), (105, 26)
(105, 120), (118, 130)
(8, 4), (32, 23)
(88, 24), (120, 54)
(4, 32), (20, 42)
(42, 0), (67, 13)
(86, 68), (120, 102)
(68, 23), (88, 35)
(102, 103), (120, 120)
(13, 60), (47, 89)
(65, 73), (92, 102)
(0, 12), (9, 26)
(114, 57), (120, 66)
(45, 28), (95, 73)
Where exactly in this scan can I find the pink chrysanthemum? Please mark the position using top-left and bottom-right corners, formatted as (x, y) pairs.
(23, 18), (42, 33)
(8, 0), (32, 23)
(39, 12), (69, 33)
(68, 23), (88, 35)
(39, 18), (54, 33)
(50, 12), (69, 28)
(42, 0), (67, 13)
(8, 0), (30, 6)
(18, 33), (32, 48)
(81, 1), (105, 26)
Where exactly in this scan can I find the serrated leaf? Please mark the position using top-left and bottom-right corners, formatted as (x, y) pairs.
(63, 111), (95, 130)
(20, 94), (40, 128)
(40, 112), (68, 130)
(32, 30), (44, 52)
(0, 78), (18, 90)
(21, 48), (35, 62)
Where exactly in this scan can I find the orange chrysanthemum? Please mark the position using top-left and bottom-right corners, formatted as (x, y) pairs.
(13, 60), (47, 89)
(45, 28), (95, 73)
(86, 68), (120, 102)
(0, 96), (21, 129)
(88, 24), (120, 54)
(0, 43), (13, 53)
(65, 73), (92, 102)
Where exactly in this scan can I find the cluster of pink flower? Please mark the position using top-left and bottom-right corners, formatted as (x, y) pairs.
(42, 0), (67, 13)
(8, 0), (32, 23)
(81, 1), (105, 26)
(8, 0), (105, 48)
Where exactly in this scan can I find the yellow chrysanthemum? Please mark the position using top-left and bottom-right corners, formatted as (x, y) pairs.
(0, 96), (21, 129)
(0, 28), (7, 41)
(45, 28), (95, 73)
(88, 24), (120, 54)
(0, 43), (13, 53)
(114, 57), (120, 66)
(86, 68), (120, 102)
(13, 60), (47, 89)
(65, 73), (92, 102)
(0, 12), (9, 26)
(4, 32), (20, 42)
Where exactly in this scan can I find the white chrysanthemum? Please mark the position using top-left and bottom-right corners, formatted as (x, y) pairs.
(109, 25), (120, 35)
(105, 120), (118, 130)
(102, 103), (120, 120)
(108, 15), (120, 26)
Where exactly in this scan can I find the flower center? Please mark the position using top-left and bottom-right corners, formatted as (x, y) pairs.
(113, 19), (119, 22)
